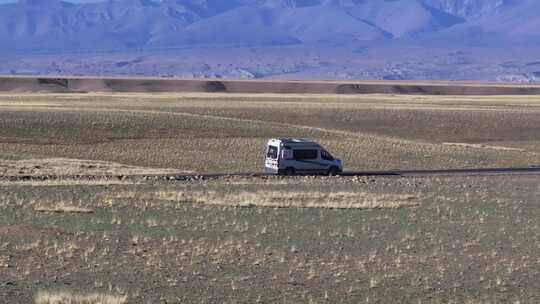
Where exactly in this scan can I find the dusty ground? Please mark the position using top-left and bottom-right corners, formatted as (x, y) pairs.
(0, 158), (183, 177)
(1, 92), (540, 303)
(1, 175), (540, 303)
(0, 93), (540, 174)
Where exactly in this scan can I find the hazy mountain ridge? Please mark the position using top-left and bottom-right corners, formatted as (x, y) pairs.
(416, 0), (540, 47)
(1, 0), (539, 82)
(421, 0), (507, 19)
(2, 0), (536, 52)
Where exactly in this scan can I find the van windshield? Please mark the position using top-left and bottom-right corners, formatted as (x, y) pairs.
(321, 150), (334, 161)
(267, 145), (278, 159)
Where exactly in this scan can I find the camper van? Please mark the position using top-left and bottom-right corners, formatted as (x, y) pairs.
(265, 138), (343, 175)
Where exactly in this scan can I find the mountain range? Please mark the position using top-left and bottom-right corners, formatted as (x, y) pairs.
(1, 0), (539, 52)
(0, 0), (539, 82)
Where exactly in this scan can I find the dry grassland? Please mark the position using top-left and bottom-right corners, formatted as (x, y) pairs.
(0, 92), (539, 173)
(1, 92), (540, 303)
(1, 175), (540, 303)
(34, 291), (127, 304)
(113, 189), (419, 209)
(442, 142), (526, 152)
(34, 203), (94, 214)
(0, 158), (181, 177)
(0, 179), (133, 187)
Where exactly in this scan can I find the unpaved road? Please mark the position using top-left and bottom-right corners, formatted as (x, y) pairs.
(1, 166), (539, 182)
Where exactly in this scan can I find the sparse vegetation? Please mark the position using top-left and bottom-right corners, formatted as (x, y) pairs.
(0, 92), (539, 173)
(34, 291), (127, 304)
(114, 189), (419, 209)
(1, 92), (540, 303)
(34, 203), (94, 214)
(1, 175), (540, 303)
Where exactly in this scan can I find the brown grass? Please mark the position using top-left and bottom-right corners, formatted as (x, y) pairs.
(34, 203), (94, 214)
(0, 255), (8, 268)
(0, 180), (132, 186)
(34, 291), (127, 304)
(442, 142), (526, 152)
(114, 190), (419, 209)
(0, 175), (538, 302)
(1, 93), (540, 173)
(0, 158), (180, 177)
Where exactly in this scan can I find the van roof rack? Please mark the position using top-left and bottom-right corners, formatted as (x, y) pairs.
(279, 138), (314, 142)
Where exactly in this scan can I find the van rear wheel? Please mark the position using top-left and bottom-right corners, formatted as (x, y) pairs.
(328, 167), (339, 176)
(284, 167), (295, 176)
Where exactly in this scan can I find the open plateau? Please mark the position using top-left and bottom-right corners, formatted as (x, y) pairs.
(1, 88), (540, 303)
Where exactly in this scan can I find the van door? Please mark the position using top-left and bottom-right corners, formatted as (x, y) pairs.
(292, 149), (327, 174)
(265, 145), (279, 172)
(320, 149), (335, 172)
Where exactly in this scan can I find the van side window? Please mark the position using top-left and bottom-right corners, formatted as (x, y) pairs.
(282, 148), (293, 160)
(321, 150), (334, 161)
(267, 146), (278, 159)
(293, 149), (318, 160)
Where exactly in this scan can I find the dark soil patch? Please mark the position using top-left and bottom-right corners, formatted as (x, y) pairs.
(0, 225), (67, 237)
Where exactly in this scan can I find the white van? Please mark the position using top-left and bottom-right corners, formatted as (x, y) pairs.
(265, 138), (343, 175)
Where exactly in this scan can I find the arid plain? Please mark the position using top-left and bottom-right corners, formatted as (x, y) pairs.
(1, 92), (540, 303)
(1, 92), (540, 173)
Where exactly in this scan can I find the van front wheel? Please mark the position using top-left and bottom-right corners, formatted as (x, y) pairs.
(328, 167), (339, 176)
